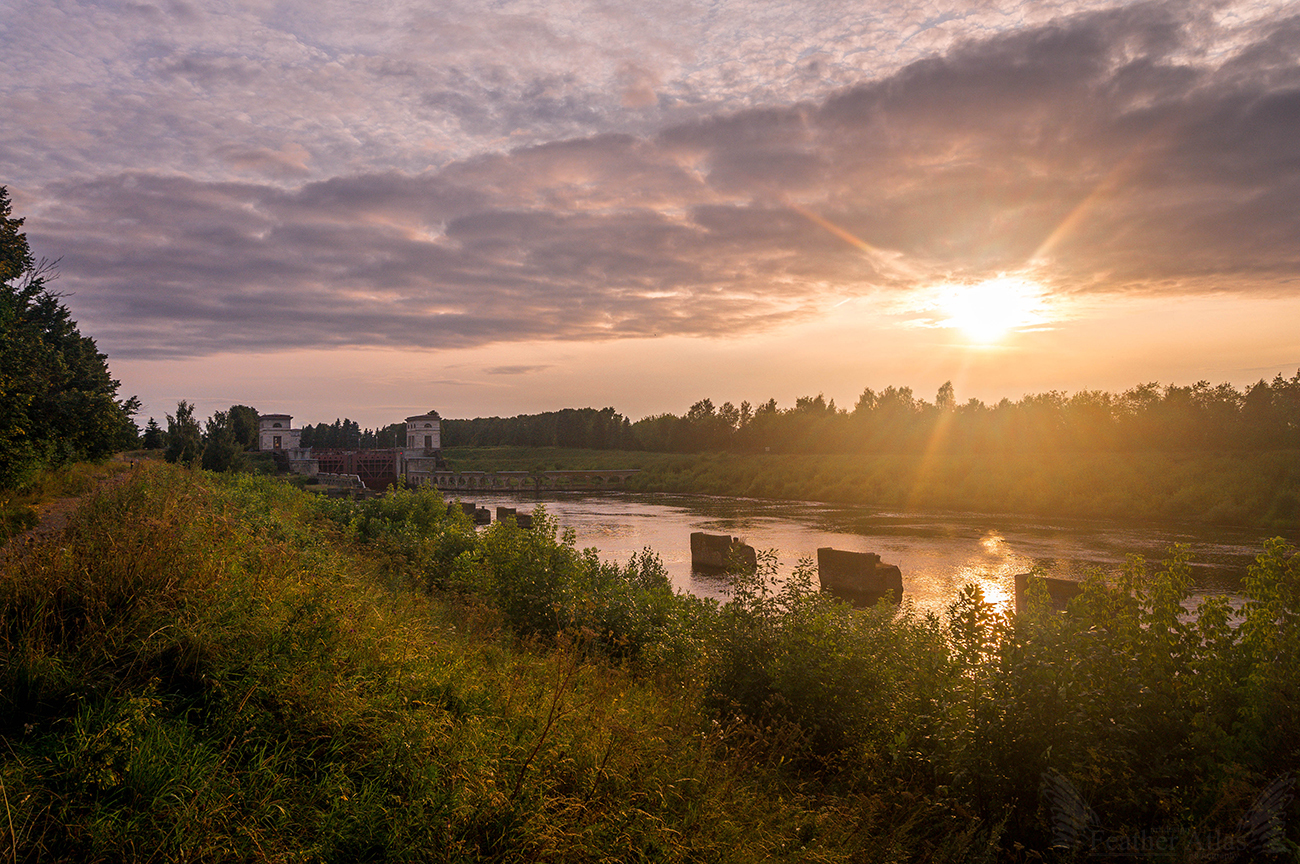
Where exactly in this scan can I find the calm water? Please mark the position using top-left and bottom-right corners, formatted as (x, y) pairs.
(459, 491), (1273, 614)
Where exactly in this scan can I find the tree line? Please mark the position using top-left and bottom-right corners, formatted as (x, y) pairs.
(441, 407), (637, 450)
(630, 376), (1300, 454)
(268, 376), (1300, 458)
(142, 372), (1300, 481)
(148, 402), (260, 473)
(299, 419), (408, 450)
(146, 406), (426, 470)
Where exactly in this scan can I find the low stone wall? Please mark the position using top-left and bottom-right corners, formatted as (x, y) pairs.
(418, 469), (640, 491)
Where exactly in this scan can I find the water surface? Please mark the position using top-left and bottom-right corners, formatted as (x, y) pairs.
(461, 491), (1269, 613)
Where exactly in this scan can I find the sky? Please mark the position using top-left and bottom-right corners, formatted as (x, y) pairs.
(3, 0), (1298, 430)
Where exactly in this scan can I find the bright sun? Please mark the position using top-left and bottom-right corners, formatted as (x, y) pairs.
(934, 277), (1050, 343)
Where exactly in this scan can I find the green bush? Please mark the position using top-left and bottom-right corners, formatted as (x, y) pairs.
(707, 553), (906, 762)
(7, 460), (1300, 860)
(314, 483), (480, 591)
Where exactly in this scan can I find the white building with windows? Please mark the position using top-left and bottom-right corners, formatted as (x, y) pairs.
(402, 411), (442, 486)
(257, 414), (302, 451)
(253, 409), (447, 487)
(404, 411), (441, 454)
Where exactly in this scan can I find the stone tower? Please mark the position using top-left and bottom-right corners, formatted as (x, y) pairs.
(257, 414), (301, 451)
(404, 410), (441, 456)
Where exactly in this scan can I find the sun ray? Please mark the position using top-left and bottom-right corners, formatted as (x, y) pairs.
(1029, 123), (1171, 266)
(783, 199), (918, 281)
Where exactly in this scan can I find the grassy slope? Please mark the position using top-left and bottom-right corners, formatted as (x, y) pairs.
(445, 446), (1300, 535)
(6, 461), (1299, 861)
(0, 463), (980, 862)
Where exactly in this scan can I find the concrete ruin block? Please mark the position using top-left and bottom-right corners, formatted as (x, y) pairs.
(817, 548), (903, 606)
(474, 507), (491, 525)
(1013, 573), (1083, 615)
(690, 532), (758, 572)
(494, 506), (532, 529)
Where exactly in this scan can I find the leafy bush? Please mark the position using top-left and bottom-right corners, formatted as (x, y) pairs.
(8, 459), (1300, 859)
(476, 509), (710, 667)
(706, 552), (908, 762)
(314, 483), (480, 591)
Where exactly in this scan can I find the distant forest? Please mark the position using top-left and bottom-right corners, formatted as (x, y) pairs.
(299, 419), (406, 450)
(300, 408), (637, 451)
(633, 375), (1300, 454)
(299, 373), (1300, 455)
(442, 407), (637, 450)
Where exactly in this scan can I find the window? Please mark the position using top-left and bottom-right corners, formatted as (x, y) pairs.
(424, 435), (432, 448)
(273, 435), (282, 449)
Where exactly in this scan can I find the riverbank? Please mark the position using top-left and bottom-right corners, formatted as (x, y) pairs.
(5, 462), (1299, 860)
(444, 446), (1300, 536)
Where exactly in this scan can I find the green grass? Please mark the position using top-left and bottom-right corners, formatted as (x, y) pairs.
(0, 458), (136, 539)
(4, 461), (1300, 861)
(0, 464), (993, 861)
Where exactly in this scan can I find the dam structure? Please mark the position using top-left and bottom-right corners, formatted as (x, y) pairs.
(257, 411), (637, 492)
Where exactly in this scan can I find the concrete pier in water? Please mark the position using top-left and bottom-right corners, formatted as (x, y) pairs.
(1013, 573), (1084, 614)
(816, 548), (903, 606)
(690, 532), (758, 572)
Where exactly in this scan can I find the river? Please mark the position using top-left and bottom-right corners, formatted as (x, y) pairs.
(455, 490), (1272, 614)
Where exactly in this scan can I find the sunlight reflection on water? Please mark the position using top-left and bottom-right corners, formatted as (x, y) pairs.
(456, 490), (1268, 615)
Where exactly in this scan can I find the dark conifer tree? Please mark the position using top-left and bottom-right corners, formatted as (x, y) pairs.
(0, 187), (139, 486)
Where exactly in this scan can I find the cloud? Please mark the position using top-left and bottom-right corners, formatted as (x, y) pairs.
(14, 0), (1300, 361)
(486, 365), (553, 375)
(219, 143), (314, 178)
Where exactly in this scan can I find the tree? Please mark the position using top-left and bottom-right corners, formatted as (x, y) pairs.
(202, 409), (245, 472)
(0, 187), (139, 487)
(141, 418), (166, 449)
(226, 405), (260, 451)
(936, 381), (956, 412)
(165, 401), (202, 466)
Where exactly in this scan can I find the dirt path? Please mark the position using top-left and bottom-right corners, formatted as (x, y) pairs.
(1, 457), (142, 561)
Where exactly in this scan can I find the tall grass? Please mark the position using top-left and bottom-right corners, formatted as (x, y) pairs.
(3, 462), (1299, 861)
(0, 464), (991, 861)
(0, 459), (134, 539)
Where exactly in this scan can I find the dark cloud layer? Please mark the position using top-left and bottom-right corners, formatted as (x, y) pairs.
(19, 1), (1300, 359)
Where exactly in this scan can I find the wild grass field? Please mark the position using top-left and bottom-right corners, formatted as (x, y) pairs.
(3, 462), (1299, 861)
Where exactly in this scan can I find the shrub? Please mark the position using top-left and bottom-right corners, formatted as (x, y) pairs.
(314, 483), (480, 591)
(706, 552), (904, 762)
